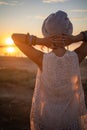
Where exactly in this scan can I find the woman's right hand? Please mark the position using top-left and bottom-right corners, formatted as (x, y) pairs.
(61, 34), (77, 45)
(61, 33), (84, 46)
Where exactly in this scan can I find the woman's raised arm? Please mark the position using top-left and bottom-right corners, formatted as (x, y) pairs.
(12, 33), (43, 70)
(61, 31), (87, 63)
(74, 42), (87, 63)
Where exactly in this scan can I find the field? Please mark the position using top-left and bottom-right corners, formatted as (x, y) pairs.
(0, 56), (37, 130)
(0, 56), (87, 130)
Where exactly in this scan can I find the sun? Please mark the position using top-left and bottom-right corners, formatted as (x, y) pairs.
(6, 47), (15, 53)
(5, 37), (16, 55)
(5, 37), (14, 45)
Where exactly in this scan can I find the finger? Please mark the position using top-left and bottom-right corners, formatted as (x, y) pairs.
(51, 35), (63, 38)
(61, 36), (68, 41)
(49, 35), (57, 38)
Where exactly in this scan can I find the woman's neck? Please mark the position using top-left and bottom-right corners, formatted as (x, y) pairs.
(52, 47), (67, 57)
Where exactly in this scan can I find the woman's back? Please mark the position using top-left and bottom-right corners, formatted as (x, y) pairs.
(30, 50), (87, 130)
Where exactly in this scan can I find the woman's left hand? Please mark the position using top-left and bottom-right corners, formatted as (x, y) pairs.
(50, 34), (77, 47)
(41, 35), (64, 49)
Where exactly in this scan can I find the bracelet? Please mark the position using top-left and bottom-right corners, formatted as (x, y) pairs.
(81, 31), (87, 42)
(26, 33), (37, 46)
(30, 35), (37, 46)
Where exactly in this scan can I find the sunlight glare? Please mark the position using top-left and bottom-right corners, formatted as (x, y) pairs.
(6, 47), (15, 53)
(5, 37), (14, 45)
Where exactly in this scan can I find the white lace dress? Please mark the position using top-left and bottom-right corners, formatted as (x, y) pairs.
(30, 50), (87, 130)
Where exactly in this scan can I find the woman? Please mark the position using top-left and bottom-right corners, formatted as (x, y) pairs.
(12, 10), (87, 130)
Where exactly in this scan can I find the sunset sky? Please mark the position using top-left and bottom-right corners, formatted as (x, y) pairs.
(0, 0), (87, 56)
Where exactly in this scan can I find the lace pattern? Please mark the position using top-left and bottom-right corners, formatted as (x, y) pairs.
(30, 50), (87, 130)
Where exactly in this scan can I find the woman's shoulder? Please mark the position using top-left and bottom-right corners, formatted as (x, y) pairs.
(43, 51), (54, 59)
(43, 50), (76, 57)
(66, 50), (80, 65)
(66, 50), (78, 57)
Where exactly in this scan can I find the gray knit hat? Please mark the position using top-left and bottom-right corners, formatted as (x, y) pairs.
(42, 10), (73, 37)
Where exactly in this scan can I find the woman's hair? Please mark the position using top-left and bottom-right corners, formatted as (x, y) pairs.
(42, 10), (73, 37)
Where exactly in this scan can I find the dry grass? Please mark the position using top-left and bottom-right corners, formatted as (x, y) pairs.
(0, 68), (36, 130)
(0, 68), (36, 88)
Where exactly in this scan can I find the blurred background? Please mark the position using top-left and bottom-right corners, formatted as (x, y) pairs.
(0, 0), (87, 130)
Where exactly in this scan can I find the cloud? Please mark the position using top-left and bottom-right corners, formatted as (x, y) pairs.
(71, 17), (87, 21)
(27, 15), (46, 20)
(0, 1), (14, 6)
(69, 9), (87, 21)
(42, 0), (68, 3)
(35, 15), (46, 20)
(0, 0), (20, 6)
(70, 9), (87, 13)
